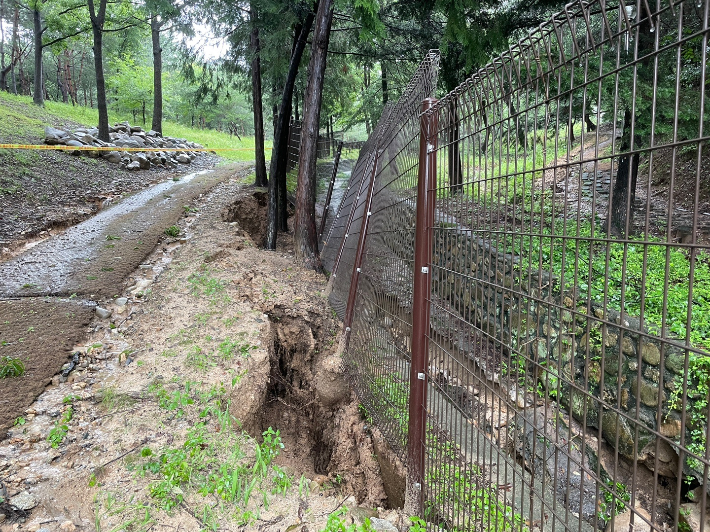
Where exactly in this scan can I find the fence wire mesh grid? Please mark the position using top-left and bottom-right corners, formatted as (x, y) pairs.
(321, 1), (710, 530)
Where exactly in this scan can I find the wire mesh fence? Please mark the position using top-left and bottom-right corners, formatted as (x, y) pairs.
(321, 0), (710, 529)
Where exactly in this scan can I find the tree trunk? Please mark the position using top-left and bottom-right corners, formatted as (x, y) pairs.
(294, 89), (299, 121)
(57, 58), (68, 102)
(265, 4), (317, 249)
(608, 18), (653, 237)
(0, 0), (5, 91)
(294, 0), (334, 271)
(88, 0), (109, 142)
(448, 99), (463, 193)
(278, 119), (289, 232)
(10, 3), (18, 94)
(330, 114), (334, 152)
(608, 108), (638, 237)
(381, 61), (388, 104)
(151, 17), (163, 135)
(250, 6), (267, 187)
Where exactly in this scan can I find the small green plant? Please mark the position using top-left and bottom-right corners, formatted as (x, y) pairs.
(186, 345), (214, 370)
(63, 394), (79, 404)
(319, 507), (374, 532)
(106, 234), (121, 241)
(188, 267), (226, 297)
(164, 225), (180, 237)
(409, 517), (427, 532)
(0, 356), (25, 378)
(598, 481), (630, 523)
(14, 416), (26, 426)
(48, 406), (73, 448)
(217, 338), (254, 360)
(668, 354), (710, 473)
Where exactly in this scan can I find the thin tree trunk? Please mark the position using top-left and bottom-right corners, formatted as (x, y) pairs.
(294, 89), (299, 121)
(609, 108), (638, 237)
(381, 61), (388, 104)
(0, 0), (5, 91)
(10, 3), (18, 94)
(150, 17), (163, 134)
(250, 5), (267, 187)
(294, 0), (334, 270)
(88, 0), (109, 141)
(330, 114), (334, 153)
(448, 99), (463, 193)
(265, 4), (317, 249)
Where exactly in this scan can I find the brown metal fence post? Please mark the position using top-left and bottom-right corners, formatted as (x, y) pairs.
(341, 148), (380, 346)
(319, 140), (343, 242)
(407, 98), (438, 515)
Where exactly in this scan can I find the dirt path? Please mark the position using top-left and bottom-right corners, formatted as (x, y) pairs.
(0, 175), (396, 532)
(0, 164), (249, 438)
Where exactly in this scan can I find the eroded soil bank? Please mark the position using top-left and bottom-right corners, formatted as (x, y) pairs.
(0, 177), (403, 532)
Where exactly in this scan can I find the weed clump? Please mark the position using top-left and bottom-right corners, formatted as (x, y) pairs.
(0, 355), (25, 378)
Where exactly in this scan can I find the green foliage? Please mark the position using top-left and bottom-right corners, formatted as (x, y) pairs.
(0, 356), (25, 378)
(164, 225), (180, 237)
(319, 507), (373, 532)
(188, 267), (227, 297)
(505, 220), (710, 348)
(133, 420), (287, 523)
(669, 354), (710, 472)
(48, 406), (73, 448)
(598, 481), (630, 524)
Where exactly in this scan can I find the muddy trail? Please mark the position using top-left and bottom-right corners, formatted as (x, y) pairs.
(0, 163), (250, 437)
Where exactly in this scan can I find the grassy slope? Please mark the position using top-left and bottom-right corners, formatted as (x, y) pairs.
(0, 91), (269, 163)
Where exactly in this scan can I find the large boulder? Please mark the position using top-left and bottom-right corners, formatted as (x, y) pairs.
(114, 137), (144, 149)
(103, 151), (122, 164)
(135, 154), (150, 170)
(176, 153), (191, 164)
(45, 126), (68, 145)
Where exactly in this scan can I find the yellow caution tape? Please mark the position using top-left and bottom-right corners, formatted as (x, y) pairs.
(0, 143), (271, 152)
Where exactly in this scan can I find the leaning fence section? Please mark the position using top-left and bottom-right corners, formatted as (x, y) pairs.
(322, 0), (710, 529)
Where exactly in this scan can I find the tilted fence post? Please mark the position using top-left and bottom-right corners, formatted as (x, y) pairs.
(341, 148), (380, 346)
(407, 98), (438, 515)
(319, 140), (343, 242)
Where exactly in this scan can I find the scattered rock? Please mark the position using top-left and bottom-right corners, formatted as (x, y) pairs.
(9, 491), (38, 511)
(59, 521), (76, 532)
(96, 307), (111, 319)
(103, 151), (122, 163)
(115, 297), (128, 307)
(42, 123), (205, 171)
(368, 517), (397, 532)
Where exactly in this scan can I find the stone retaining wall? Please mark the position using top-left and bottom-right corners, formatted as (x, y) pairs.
(430, 225), (702, 486)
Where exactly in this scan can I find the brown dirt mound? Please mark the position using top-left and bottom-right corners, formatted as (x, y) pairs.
(0, 298), (93, 436)
(221, 189), (268, 245)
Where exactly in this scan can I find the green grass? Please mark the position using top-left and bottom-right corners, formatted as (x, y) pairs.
(102, 379), (292, 529)
(503, 220), (710, 347)
(0, 91), (270, 163)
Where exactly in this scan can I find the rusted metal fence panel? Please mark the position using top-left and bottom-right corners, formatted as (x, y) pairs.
(322, 51), (441, 458)
(322, 0), (710, 529)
